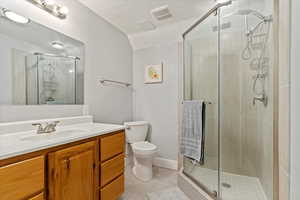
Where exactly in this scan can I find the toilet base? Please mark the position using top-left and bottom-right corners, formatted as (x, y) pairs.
(132, 156), (154, 182)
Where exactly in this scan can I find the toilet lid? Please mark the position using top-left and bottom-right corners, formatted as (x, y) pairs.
(132, 141), (157, 151)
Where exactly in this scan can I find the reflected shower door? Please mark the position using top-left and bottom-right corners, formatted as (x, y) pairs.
(36, 55), (77, 104)
(183, 11), (219, 197)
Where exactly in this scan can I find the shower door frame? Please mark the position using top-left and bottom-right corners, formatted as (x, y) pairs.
(182, 1), (231, 199)
(181, 0), (279, 199)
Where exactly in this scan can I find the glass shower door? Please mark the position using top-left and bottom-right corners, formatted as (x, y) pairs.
(37, 55), (77, 104)
(183, 11), (219, 197)
(219, 1), (274, 200)
(182, 1), (274, 199)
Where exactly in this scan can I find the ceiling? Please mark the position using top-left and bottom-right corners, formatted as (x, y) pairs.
(77, 0), (213, 35)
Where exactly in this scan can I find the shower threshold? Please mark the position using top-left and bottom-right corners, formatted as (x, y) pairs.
(187, 167), (268, 200)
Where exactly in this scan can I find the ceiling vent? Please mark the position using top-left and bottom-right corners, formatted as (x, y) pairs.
(151, 5), (172, 21)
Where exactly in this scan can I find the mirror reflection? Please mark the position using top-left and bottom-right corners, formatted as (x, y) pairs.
(0, 7), (84, 105)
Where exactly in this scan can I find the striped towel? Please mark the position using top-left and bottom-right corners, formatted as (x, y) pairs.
(180, 100), (206, 164)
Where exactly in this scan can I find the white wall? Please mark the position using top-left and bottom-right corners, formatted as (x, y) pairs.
(128, 16), (201, 165)
(290, 0), (300, 198)
(0, 105), (89, 122)
(0, 0), (133, 123)
(132, 42), (180, 161)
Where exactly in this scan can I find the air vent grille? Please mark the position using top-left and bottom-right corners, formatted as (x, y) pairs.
(151, 5), (172, 21)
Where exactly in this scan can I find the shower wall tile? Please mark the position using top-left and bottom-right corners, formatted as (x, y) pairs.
(278, 0), (291, 199)
(279, 85), (290, 173)
(279, 0), (291, 86)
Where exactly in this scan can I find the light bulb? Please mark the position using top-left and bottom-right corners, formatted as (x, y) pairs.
(51, 41), (64, 49)
(3, 10), (30, 24)
(59, 6), (69, 15)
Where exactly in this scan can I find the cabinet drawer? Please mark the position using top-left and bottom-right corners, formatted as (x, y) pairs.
(0, 156), (44, 200)
(100, 132), (125, 162)
(28, 192), (44, 200)
(101, 153), (124, 187)
(100, 175), (124, 200)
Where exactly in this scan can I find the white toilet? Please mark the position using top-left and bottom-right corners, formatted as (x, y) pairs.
(124, 121), (157, 181)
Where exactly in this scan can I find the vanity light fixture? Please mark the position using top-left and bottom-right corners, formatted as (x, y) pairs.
(44, 0), (55, 6)
(27, 0), (69, 19)
(51, 41), (64, 49)
(2, 9), (30, 24)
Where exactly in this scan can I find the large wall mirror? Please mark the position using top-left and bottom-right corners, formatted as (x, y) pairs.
(0, 7), (84, 105)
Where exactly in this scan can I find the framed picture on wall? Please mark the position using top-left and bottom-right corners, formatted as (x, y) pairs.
(144, 63), (163, 84)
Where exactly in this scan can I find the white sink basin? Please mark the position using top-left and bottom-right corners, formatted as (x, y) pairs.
(21, 129), (87, 141)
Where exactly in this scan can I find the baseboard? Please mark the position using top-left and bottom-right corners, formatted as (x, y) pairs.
(153, 157), (178, 170)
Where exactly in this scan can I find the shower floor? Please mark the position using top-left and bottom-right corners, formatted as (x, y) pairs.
(189, 167), (268, 200)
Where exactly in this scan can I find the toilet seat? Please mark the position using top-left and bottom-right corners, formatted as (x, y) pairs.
(131, 141), (157, 156)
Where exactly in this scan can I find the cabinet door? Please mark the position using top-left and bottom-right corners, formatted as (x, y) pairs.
(0, 156), (44, 200)
(48, 141), (97, 200)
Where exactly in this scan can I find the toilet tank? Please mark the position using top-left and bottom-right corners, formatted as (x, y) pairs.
(124, 121), (148, 144)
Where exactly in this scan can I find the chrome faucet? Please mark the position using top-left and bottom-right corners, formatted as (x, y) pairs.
(32, 121), (60, 134)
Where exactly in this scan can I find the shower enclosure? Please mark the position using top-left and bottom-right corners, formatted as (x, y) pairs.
(26, 53), (79, 105)
(182, 0), (275, 200)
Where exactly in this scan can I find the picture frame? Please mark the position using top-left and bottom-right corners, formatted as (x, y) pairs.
(144, 63), (163, 84)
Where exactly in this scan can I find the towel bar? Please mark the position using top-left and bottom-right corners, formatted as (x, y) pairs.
(181, 101), (213, 105)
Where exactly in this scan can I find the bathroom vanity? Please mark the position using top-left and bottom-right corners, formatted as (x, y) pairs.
(0, 116), (125, 200)
(0, 8), (126, 199)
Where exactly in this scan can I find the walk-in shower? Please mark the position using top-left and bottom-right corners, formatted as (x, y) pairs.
(25, 53), (79, 105)
(181, 0), (275, 200)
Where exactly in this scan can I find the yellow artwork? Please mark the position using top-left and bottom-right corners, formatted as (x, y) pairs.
(144, 64), (163, 83)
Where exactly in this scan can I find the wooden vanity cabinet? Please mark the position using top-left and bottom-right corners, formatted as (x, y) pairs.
(99, 132), (125, 200)
(48, 140), (98, 200)
(29, 192), (45, 200)
(0, 130), (125, 200)
(0, 156), (45, 200)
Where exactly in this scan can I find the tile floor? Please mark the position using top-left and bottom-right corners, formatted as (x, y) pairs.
(119, 166), (179, 200)
(147, 187), (190, 200)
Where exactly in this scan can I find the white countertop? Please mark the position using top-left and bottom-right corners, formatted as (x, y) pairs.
(0, 122), (125, 160)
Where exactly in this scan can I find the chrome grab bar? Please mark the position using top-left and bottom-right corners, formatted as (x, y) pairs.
(99, 79), (131, 87)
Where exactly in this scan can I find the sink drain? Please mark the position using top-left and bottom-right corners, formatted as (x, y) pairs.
(222, 182), (231, 188)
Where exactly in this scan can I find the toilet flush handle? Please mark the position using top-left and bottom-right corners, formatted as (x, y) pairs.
(125, 125), (131, 130)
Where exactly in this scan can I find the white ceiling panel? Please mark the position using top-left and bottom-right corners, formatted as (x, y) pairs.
(77, 0), (213, 35)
